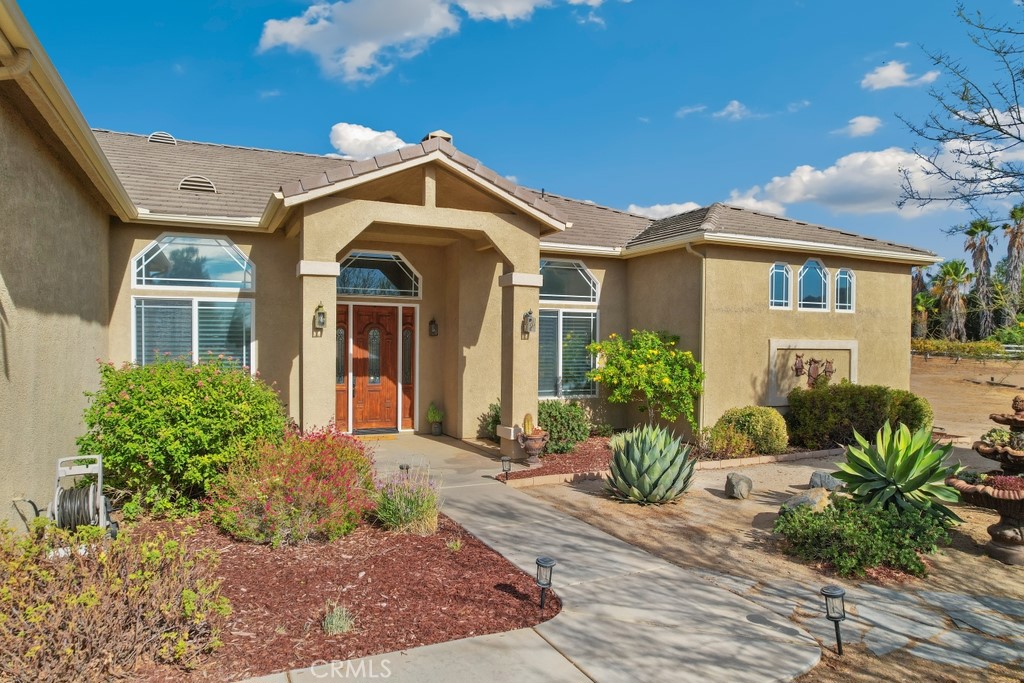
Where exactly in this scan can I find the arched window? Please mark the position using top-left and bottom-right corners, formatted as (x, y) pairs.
(798, 259), (828, 310)
(835, 269), (855, 312)
(769, 263), (791, 309)
(134, 234), (253, 289)
(337, 252), (420, 298)
(539, 259), (599, 304)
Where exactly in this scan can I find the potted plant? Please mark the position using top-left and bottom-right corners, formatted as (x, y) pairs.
(427, 402), (444, 436)
(516, 413), (549, 465)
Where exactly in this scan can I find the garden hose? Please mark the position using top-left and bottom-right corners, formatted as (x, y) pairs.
(56, 485), (96, 531)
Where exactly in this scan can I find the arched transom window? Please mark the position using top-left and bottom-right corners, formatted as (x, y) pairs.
(539, 259), (598, 304)
(835, 268), (855, 312)
(337, 252), (420, 298)
(769, 263), (791, 309)
(134, 234), (254, 289)
(798, 259), (828, 310)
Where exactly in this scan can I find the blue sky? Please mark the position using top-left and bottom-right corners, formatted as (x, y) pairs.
(21, 0), (1024, 262)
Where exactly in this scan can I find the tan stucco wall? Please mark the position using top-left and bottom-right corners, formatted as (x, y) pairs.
(701, 245), (911, 427)
(0, 86), (110, 531)
(107, 224), (301, 421)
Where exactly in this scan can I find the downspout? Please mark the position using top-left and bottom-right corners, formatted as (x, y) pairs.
(685, 243), (707, 430)
(0, 48), (32, 80)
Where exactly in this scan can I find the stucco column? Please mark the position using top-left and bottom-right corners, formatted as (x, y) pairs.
(298, 260), (340, 429)
(497, 272), (542, 458)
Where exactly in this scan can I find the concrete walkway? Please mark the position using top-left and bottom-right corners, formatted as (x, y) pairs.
(252, 436), (822, 682)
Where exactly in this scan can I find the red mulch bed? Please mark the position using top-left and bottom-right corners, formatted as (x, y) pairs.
(505, 436), (612, 480)
(136, 514), (559, 681)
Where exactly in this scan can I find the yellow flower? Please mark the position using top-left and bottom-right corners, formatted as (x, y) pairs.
(661, 377), (670, 384)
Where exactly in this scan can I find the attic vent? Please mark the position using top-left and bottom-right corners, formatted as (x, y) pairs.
(178, 175), (216, 193)
(148, 131), (177, 145)
(422, 129), (453, 144)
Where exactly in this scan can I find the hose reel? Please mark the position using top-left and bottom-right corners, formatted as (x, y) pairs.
(46, 455), (118, 537)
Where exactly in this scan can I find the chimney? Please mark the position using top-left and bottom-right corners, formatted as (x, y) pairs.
(422, 129), (453, 145)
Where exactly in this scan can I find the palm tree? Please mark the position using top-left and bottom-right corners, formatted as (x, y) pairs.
(931, 259), (974, 342)
(913, 292), (937, 338)
(1003, 203), (1024, 325)
(964, 218), (996, 338)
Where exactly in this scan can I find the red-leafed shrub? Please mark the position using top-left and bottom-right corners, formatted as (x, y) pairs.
(210, 426), (375, 546)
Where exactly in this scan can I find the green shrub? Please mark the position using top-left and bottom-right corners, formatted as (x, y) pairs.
(703, 424), (755, 459)
(371, 467), (442, 534)
(833, 422), (962, 522)
(211, 426), (374, 546)
(78, 358), (286, 516)
(910, 338), (1003, 357)
(786, 380), (933, 449)
(773, 497), (951, 577)
(322, 602), (355, 635)
(592, 423), (615, 438)
(712, 406), (788, 455)
(538, 401), (591, 453)
(479, 400), (501, 442)
(607, 425), (696, 505)
(1, 520), (230, 681)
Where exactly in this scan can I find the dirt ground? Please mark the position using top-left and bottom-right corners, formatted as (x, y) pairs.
(912, 354), (1024, 444)
(523, 357), (1024, 683)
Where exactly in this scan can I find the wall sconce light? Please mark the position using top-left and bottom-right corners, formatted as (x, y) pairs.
(820, 585), (847, 655)
(313, 302), (327, 330)
(522, 310), (536, 336)
(429, 318), (439, 337)
(536, 556), (556, 609)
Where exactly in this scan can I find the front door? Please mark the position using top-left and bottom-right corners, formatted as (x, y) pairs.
(352, 306), (398, 431)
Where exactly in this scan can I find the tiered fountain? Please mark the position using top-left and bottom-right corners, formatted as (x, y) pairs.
(948, 396), (1024, 565)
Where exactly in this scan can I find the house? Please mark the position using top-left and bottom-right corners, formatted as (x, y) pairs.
(0, 0), (938, 530)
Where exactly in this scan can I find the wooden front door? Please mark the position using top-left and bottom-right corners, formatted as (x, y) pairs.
(335, 306), (348, 431)
(352, 306), (398, 431)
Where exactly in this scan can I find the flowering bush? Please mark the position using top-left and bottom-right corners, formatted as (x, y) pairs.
(537, 401), (591, 453)
(712, 406), (788, 455)
(1, 520), (230, 682)
(372, 468), (442, 535)
(587, 330), (704, 430)
(210, 426), (374, 546)
(78, 358), (286, 516)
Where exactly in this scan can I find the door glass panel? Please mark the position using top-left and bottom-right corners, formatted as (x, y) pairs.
(336, 327), (346, 384)
(368, 328), (381, 385)
(402, 328), (412, 385)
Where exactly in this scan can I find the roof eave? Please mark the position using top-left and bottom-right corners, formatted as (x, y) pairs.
(130, 211), (263, 230)
(281, 151), (570, 235)
(624, 231), (940, 264)
(0, 1), (136, 222)
(539, 242), (624, 257)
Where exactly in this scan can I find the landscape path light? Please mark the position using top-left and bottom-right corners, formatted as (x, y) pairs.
(820, 585), (847, 655)
(536, 556), (556, 609)
(500, 456), (512, 481)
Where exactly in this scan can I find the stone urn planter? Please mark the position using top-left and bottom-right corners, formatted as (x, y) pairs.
(960, 396), (1024, 565)
(517, 430), (549, 465)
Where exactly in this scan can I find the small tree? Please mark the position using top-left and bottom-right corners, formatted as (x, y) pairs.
(586, 330), (704, 430)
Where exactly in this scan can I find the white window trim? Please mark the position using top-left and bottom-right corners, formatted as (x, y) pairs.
(539, 259), (600, 306)
(538, 307), (600, 400)
(130, 294), (257, 375)
(797, 259), (830, 312)
(132, 232), (256, 293)
(336, 249), (423, 300)
(769, 262), (792, 310)
(835, 268), (855, 313)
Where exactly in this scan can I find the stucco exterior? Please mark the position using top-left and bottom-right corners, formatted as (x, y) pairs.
(0, 83), (111, 531)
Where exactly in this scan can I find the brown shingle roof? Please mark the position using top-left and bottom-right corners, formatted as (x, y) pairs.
(533, 191), (653, 249)
(626, 203), (935, 258)
(93, 129), (354, 218)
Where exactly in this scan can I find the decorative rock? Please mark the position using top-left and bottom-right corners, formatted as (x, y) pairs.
(781, 488), (831, 513)
(725, 473), (753, 499)
(809, 470), (844, 491)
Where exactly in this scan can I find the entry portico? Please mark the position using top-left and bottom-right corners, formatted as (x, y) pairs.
(277, 132), (570, 457)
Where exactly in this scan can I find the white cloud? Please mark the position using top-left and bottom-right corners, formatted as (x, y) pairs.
(724, 187), (786, 215)
(834, 115), (883, 137)
(260, 0), (618, 83)
(329, 122), (406, 159)
(637, 116), (650, 124)
(894, 41), (910, 48)
(861, 61), (940, 90)
(675, 104), (706, 118)
(259, 89), (282, 99)
(787, 99), (811, 113)
(627, 201), (701, 219)
(713, 100), (764, 121)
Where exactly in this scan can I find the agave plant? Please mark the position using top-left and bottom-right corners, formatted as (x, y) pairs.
(833, 422), (962, 522)
(607, 425), (696, 504)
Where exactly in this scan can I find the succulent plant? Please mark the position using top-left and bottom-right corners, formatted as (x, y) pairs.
(606, 425), (696, 504)
(833, 422), (961, 522)
(982, 428), (1012, 446)
(523, 413), (535, 434)
(1010, 431), (1024, 452)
